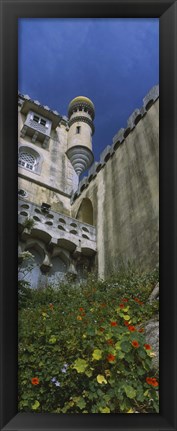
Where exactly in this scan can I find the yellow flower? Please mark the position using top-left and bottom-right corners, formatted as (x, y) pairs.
(97, 374), (107, 384)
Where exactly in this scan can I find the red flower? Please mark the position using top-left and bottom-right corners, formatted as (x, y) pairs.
(146, 377), (152, 385)
(134, 297), (140, 303)
(144, 344), (152, 350)
(146, 377), (158, 387)
(138, 328), (144, 333)
(107, 354), (116, 362)
(110, 321), (117, 327)
(107, 339), (114, 345)
(151, 378), (159, 387)
(128, 325), (136, 332)
(124, 320), (129, 326)
(122, 298), (128, 302)
(31, 377), (39, 385)
(79, 307), (84, 312)
(119, 303), (125, 309)
(131, 340), (140, 348)
(134, 297), (144, 305)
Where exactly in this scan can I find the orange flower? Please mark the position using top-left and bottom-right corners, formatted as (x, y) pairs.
(146, 377), (152, 385)
(110, 321), (117, 327)
(138, 328), (144, 333)
(107, 354), (116, 362)
(151, 378), (159, 387)
(119, 303), (125, 309)
(107, 339), (114, 345)
(128, 325), (136, 332)
(144, 344), (152, 350)
(146, 377), (158, 387)
(31, 377), (39, 385)
(77, 315), (82, 321)
(131, 340), (140, 348)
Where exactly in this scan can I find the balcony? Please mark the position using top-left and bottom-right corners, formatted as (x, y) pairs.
(20, 111), (52, 148)
(18, 198), (97, 257)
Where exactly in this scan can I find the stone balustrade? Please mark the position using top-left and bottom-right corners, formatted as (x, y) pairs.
(18, 198), (97, 256)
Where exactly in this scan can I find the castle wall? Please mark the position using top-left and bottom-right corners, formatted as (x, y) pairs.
(72, 99), (159, 278)
(18, 110), (78, 214)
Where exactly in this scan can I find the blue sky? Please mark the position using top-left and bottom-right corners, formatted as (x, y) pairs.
(18, 18), (159, 164)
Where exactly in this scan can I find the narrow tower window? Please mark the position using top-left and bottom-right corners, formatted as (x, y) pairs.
(76, 126), (81, 134)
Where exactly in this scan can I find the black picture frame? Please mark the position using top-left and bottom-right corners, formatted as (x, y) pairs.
(0, 1), (177, 430)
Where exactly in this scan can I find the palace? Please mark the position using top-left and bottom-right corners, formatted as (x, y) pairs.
(18, 86), (159, 288)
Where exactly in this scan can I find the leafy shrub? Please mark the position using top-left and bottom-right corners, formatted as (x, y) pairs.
(18, 266), (159, 413)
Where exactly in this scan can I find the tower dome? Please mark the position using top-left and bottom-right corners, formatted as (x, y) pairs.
(66, 96), (95, 177)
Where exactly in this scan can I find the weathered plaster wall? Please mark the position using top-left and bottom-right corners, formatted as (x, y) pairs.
(18, 111), (78, 199)
(72, 99), (159, 278)
(18, 177), (71, 215)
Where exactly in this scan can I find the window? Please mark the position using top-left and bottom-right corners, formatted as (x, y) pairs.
(76, 126), (81, 134)
(40, 118), (46, 126)
(18, 145), (43, 174)
(29, 113), (48, 128)
(18, 152), (36, 171)
(33, 114), (40, 123)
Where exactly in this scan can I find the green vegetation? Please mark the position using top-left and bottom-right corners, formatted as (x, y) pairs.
(18, 266), (159, 413)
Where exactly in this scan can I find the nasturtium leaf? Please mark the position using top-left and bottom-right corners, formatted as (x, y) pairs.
(76, 397), (86, 410)
(124, 385), (136, 399)
(99, 406), (110, 413)
(138, 349), (146, 359)
(92, 349), (102, 360)
(97, 374), (107, 384)
(32, 400), (40, 410)
(85, 369), (93, 377)
(121, 341), (131, 353)
(73, 358), (88, 373)
(115, 341), (121, 350)
(117, 350), (125, 359)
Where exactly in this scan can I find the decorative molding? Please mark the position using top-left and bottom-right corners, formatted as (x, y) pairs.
(68, 116), (95, 135)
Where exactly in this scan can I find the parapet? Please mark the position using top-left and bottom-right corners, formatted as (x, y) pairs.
(71, 85), (159, 203)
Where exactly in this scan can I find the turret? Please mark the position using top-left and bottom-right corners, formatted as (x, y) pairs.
(66, 96), (95, 176)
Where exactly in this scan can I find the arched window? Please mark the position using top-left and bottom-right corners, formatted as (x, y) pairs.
(18, 152), (36, 171)
(18, 146), (42, 174)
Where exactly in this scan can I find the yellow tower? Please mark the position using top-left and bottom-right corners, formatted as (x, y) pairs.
(66, 96), (95, 176)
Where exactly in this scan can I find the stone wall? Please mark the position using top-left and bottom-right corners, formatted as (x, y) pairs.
(72, 97), (159, 278)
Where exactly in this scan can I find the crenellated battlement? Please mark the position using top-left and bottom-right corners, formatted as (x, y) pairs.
(71, 85), (159, 203)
